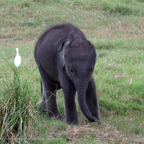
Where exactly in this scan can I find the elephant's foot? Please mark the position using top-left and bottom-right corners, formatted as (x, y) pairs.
(39, 103), (63, 120)
(66, 120), (78, 125)
(95, 119), (102, 125)
(39, 103), (47, 115)
(56, 114), (63, 120)
(66, 116), (78, 125)
(88, 118), (102, 125)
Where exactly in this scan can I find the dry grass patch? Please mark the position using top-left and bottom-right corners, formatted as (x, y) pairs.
(53, 123), (144, 143)
(90, 20), (144, 40)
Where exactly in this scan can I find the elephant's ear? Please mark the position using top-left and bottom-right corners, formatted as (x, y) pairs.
(57, 32), (74, 52)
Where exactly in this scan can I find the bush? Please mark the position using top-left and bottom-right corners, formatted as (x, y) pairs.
(0, 60), (36, 143)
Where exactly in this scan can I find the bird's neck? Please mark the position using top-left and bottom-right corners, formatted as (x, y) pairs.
(16, 50), (19, 55)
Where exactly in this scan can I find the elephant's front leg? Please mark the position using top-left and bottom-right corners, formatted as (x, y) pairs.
(86, 77), (101, 124)
(62, 79), (78, 125)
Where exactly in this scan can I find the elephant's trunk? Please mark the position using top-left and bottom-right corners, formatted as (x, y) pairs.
(76, 82), (95, 122)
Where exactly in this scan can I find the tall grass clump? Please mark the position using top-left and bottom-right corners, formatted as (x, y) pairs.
(0, 60), (36, 143)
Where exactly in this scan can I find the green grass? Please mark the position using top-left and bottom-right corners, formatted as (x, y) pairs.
(92, 39), (144, 114)
(0, 0), (144, 143)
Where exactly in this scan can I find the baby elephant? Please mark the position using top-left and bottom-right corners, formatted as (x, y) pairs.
(34, 23), (101, 125)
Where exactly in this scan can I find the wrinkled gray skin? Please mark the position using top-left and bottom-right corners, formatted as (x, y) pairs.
(34, 23), (101, 125)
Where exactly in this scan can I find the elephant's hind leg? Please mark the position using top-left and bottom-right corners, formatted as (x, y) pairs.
(38, 65), (63, 120)
(39, 78), (47, 114)
(86, 77), (101, 124)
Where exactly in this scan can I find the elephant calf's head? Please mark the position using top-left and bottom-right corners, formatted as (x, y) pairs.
(57, 32), (97, 85)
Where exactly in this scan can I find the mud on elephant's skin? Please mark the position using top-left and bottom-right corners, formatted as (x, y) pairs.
(34, 23), (101, 125)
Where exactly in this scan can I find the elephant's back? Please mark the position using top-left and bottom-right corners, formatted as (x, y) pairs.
(34, 23), (85, 56)
(34, 23), (74, 59)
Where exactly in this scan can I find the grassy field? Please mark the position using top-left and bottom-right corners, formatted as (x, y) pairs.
(0, 0), (144, 143)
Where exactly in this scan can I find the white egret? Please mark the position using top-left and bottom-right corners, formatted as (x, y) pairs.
(14, 48), (21, 69)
